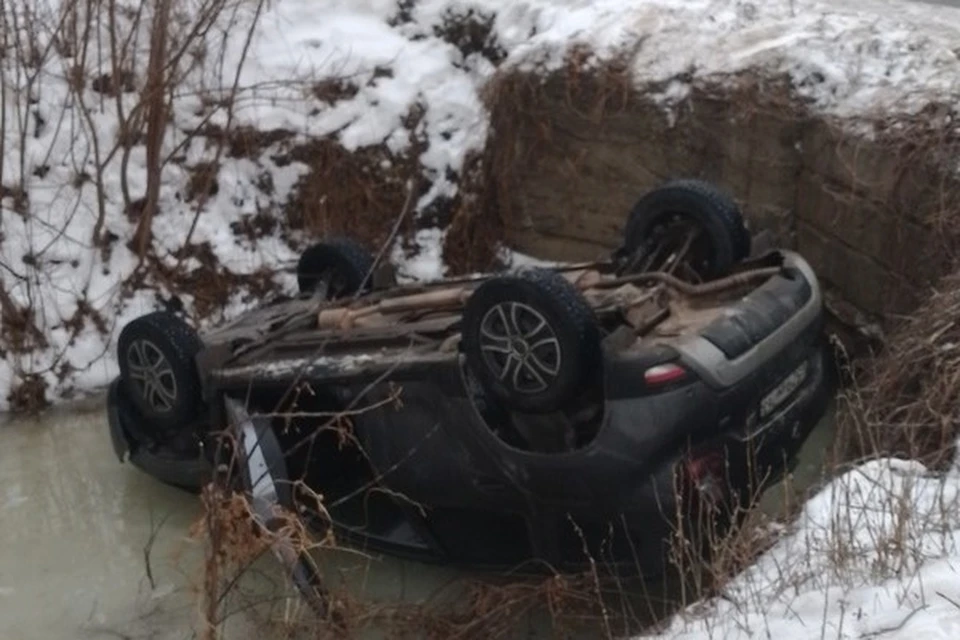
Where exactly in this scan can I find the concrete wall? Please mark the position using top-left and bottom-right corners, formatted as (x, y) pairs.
(490, 74), (960, 325)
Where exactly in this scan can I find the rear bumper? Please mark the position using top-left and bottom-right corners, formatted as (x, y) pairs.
(675, 342), (830, 527)
(731, 342), (831, 489)
(675, 250), (822, 389)
(602, 342), (831, 576)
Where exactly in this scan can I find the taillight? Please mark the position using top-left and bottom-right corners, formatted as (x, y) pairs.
(683, 449), (728, 505)
(643, 363), (687, 387)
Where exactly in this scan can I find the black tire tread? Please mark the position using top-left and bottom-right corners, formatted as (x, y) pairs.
(297, 236), (376, 296)
(514, 268), (597, 357)
(624, 179), (750, 279)
(658, 179), (750, 260)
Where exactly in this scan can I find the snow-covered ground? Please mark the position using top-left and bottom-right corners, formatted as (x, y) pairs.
(2, 0), (960, 409)
(641, 454), (960, 639)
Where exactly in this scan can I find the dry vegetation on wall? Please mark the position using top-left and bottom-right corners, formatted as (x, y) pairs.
(836, 268), (960, 469)
(458, 47), (960, 326)
(279, 132), (425, 252)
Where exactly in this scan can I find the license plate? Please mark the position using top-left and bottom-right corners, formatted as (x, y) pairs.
(760, 361), (808, 418)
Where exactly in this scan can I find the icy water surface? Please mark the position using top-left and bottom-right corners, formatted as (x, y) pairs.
(0, 397), (837, 639)
(0, 401), (467, 640)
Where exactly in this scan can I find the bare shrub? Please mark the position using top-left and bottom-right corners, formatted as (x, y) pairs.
(0, 0), (280, 406)
(432, 6), (506, 66)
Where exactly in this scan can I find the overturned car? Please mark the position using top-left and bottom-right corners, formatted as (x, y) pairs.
(107, 179), (831, 585)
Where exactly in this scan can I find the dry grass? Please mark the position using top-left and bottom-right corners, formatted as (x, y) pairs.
(186, 378), (831, 640)
(280, 132), (424, 252)
(835, 269), (960, 469)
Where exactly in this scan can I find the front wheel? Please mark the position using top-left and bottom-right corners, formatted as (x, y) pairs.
(117, 311), (204, 433)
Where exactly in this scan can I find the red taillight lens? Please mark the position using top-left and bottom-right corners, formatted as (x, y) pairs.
(683, 450), (728, 505)
(643, 363), (687, 387)
(685, 450), (724, 482)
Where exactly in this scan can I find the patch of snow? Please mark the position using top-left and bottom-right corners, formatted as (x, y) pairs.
(640, 456), (960, 639)
(217, 353), (378, 379)
(394, 228), (448, 282)
(497, 247), (562, 270)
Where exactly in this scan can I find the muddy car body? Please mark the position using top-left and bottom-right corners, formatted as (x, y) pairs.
(107, 180), (831, 579)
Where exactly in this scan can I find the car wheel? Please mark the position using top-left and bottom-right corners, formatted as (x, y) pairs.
(117, 311), (204, 433)
(296, 237), (375, 298)
(461, 267), (601, 414)
(621, 179), (750, 280)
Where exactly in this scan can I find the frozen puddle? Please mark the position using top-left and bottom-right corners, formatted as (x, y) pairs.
(0, 400), (462, 639)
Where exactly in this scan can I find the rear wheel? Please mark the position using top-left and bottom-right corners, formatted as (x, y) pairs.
(117, 311), (204, 433)
(461, 268), (601, 414)
(296, 237), (375, 298)
(620, 179), (750, 280)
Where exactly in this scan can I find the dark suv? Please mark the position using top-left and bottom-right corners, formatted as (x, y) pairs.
(106, 179), (831, 583)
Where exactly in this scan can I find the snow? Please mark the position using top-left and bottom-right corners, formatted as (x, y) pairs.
(217, 353), (378, 379)
(640, 454), (960, 639)
(3, 0), (960, 411)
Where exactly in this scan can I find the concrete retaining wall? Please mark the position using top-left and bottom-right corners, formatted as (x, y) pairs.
(490, 74), (960, 325)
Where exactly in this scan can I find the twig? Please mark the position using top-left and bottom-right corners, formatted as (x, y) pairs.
(937, 590), (960, 611)
(860, 604), (928, 638)
(177, 0), (268, 262)
(143, 510), (171, 591)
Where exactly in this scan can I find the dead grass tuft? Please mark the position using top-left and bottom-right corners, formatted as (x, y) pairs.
(311, 77), (358, 105)
(230, 210), (279, 243)
(0, 291), (47, 354)
(836, 268), (960, 469)
(195, 124), (296, 160)
(90, 69), (136, 95)
(6, 373), (49, 414)
(184, 161), (220, 202)
(432, 6), (506, 66)
(161, 242), (276, 318)
(442, 151), (503, 274)
(0, 184), (30, 216)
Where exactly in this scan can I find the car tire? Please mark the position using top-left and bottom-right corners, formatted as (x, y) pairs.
(296, 237), (375, 298)
(461, 267), (601, 414)
(622, 179), (750, 279)
(117, 311), (205, 434)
